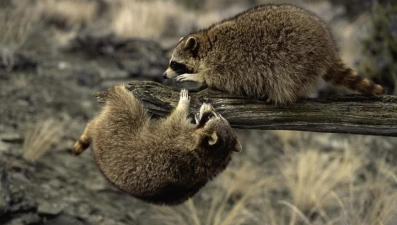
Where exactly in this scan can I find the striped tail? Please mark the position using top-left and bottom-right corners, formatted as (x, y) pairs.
(324, 63), (384, 95)
(72, 123), (92, 155)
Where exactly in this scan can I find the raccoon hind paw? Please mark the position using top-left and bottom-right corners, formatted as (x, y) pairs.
(72, 140), (90, 155)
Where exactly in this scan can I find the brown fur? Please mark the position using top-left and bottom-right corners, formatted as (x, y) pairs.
(72, 85), (241, 205)
(163, 4), (384, 104)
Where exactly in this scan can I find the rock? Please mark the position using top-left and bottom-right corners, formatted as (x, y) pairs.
(4, 213), (41, 225)
(1, 133), (23, 144)
(8, 191), (37, 214)
(76, 68), (101, 88)
(0, 169), (10, 218)
(0, 157), (40, 225)
(329, 0), (390, 18)
(44, 214), (86, 225)
(0, 142), (10, 153)
(38, 202), (63, 216)
(66, 34), (168, 83)
(0, 50), (37, 71)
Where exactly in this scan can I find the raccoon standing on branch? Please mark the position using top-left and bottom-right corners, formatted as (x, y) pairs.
(163, 4), (384, 104)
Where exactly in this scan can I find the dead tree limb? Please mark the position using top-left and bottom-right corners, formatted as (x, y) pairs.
(96, 81), (397, 137)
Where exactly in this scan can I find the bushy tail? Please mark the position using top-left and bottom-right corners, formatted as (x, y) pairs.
(72, 85), (146, 155)
(105, 85), (147, 128)
(324, 63), (384, 95)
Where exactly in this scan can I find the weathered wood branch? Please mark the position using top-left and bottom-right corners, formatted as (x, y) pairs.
(96, 81), (397, 137)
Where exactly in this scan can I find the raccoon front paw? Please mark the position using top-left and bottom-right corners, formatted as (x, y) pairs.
(176, 73), (205, 85)
(176, 74), (187, 83)
(176, 74), (197, 83)
(177, 89), (190, 110)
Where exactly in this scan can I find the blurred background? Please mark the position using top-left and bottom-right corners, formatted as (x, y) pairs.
(0, 0), (396, 224)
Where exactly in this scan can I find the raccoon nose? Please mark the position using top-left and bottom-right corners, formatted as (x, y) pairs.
(162, 72), (167, 79)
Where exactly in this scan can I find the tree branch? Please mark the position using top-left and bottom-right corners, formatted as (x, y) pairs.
(96, 81), (397, 137)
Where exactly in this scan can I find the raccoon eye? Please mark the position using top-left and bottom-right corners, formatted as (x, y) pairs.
(200, 112), (214, 124)
(170, 61), (191, 74)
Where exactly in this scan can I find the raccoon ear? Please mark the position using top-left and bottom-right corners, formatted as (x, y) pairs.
(208, 131), (218, 146)
(234, 140), (242, 152)
(184, 37), (198, 51)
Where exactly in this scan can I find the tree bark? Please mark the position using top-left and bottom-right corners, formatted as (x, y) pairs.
(96, 81), (397, 137)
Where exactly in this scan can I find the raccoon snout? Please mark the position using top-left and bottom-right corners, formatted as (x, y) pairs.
(162, 72), (168, 79)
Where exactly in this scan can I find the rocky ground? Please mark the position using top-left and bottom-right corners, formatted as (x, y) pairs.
(0, 0), (396, 225)
(0, 32), (172, 224)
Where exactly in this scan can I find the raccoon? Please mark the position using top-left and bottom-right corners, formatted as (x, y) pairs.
(72, 86), (241, 205)
(163, 4), (384, 104)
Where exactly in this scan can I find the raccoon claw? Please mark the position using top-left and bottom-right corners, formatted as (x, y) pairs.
(176, 75), (184, 83)
(176, 74), (189, 83)
(180, 88), (188, 98)
(177, 89), (190, 110)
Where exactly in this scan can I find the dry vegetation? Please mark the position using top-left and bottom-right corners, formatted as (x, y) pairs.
(0, 0), (331, 45)
(109, 0), (196, 40)
(0, 1), (38, 49)
(0, 0), (41, 69)
(22, 118), (69, 162)
(151, 132), (397, 225)
(35, 0), (99, 29)
(0, 0), (202, 43)
(0, 0), (239, 45)
(151, 162), (275, 225)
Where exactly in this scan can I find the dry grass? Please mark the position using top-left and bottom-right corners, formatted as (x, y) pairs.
(0, 1), (40, 69)
(25, 0), (197, 40)
(0, 0), (340, 46)
(35, 0), (99, 29)
(150, 132), (397, 225)
(0, 1), (38, 49)
(22, 118), (68, 162)
(23, 0), (225, 42)
(0, 0), (249, 47)
(260, 135), (397, 225)
(336, 159), (397, 225)
(0, 0), (40, 70)
(109, 0), (196, 40)
(151, 161), (276, 225)
(279, 141), (361, 219)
